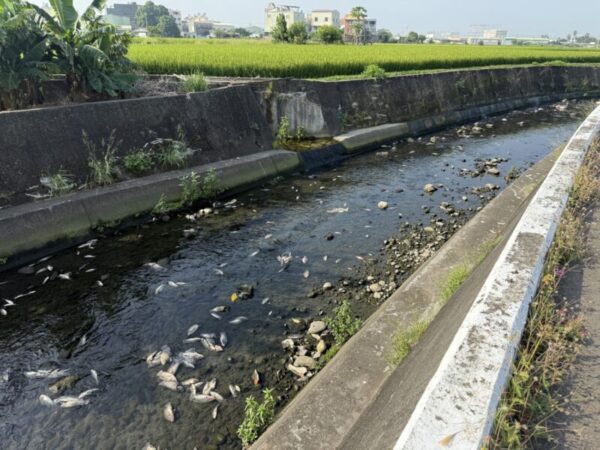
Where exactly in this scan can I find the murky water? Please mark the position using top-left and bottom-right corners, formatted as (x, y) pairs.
(0, 101), (595, 450)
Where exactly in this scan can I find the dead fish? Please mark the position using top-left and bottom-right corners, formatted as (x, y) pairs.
(187, 324), (199, 336)
(79, 335), (87, 347)
(326, 207), (349, 213)
(213, 269), (224, 276)
(200, 333), (216, 339)
(219, 332), (228, 348)
(211, 312), (222, 320)
(146, 351), (162, 367)
(78, 389), (98, 399)
(203, 378), (217, 395)
(155, 284), (166, 295)
(303, 270), (310, 279)
(183, 337), (202, 343)
(90, 369), (99, 385)
(190, 393), (216, 404)
(142, 444), (157, 450)
(163, 403), (175, 423)
(229, 316), (248, 325)
(0, 309), (6, 316)
(145, 262), (164, 271)
(252, 369), (261, 386)
(25, 369), (69, 379)
(14, 290), (36, 300)
(159, 381), (181, 392)
(96, 280), (104, 287)
(277, 252), (292, 267)
(39, 394), (55, 407)
(211, 391), (224, 402)
(157, 371), (178, 383)
(83, 254), (95, 259)
(168, 281), (179, 288)
(159, 346), (171, 365)
(212, 405), (219, 420)
(249, 250), (259, 257)
(78, 240), (98, 249)
(182, 378), (199, 387)
(228, 384), (240, 398)
(301, 256), (308, 264)
(323, 255), (328, 261)
(58, 273), (72, 281)
(167, 362), (180, 374)
(210, 306), (228, 313)
(55, 396), (90, 408)
(264, 234), (273, 240)
(261, 297), (270, 305)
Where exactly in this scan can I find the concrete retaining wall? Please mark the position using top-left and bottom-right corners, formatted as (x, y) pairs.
(2, 66), (600, 203)
(395, 105), (600, 449)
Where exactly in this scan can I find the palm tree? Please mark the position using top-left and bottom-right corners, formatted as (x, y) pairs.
(349, 6), (367, 45)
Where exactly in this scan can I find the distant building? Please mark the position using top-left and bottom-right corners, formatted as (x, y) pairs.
(104, 14), (133, 33)
(306, 9), (340, 33)
(483, 29), (508, 40)
(168, 8), (183, 35)
(106, 2), (138, 28)
(341, 13), (376, 43)
(264, 3), (305, 33)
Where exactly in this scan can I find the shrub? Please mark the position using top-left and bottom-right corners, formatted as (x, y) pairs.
(123, 149), (154, 175)
(40, 170), (76, 196)
(326, 300), (363, 345)
(287, 22), (309, 45)
(84, 130), (119, 185)
(314, 25), (344, 44)
(361, 64), (386, 81)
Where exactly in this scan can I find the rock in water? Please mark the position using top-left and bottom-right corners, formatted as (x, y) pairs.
(423, 183), (437, 193)
(294, 355), (317, 370)
(163, 403), (175, 423)
(316, 340), (327, 354)
(251, 369), (261, 386)
(377, 201), (389, 210)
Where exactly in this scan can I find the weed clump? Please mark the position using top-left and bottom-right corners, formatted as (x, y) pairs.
(361, 64), (386, 81)
(237, 388), (276, 448)
(183, 72), (208, 92)
(123, 150), (154, 175)
(84, 130), (119, 186)
(40, 170), (76, 196)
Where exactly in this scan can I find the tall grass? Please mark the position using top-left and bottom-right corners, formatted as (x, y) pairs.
(128, 39), (600, 78)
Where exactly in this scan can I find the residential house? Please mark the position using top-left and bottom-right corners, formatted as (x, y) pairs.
(341, 13), (377, 43)
(306, 9), (340, 33)
(264, 3), (305, 33)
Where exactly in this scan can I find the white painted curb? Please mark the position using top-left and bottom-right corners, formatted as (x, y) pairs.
(395, 105), (600, 450)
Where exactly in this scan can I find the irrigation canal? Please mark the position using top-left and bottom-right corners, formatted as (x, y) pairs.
(0, 100), (595, 450)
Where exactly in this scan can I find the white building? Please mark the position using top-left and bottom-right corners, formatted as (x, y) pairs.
(306, 9), (340, 32)
(483, 29), (508, 39)
(264, 3), (305, 33)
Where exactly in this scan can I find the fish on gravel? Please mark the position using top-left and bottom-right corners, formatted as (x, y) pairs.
(157, 371), (178, 383)
(203, 379), (217, 395)
(211, 391), (224, 402)
(187, 324), (199, 336)
(55, 396), (90, 408)
(159, 381), (182, 392)
(25, 369), (70, 379)
(229, 316), (248, 325)
(163, 403), (175, 423)
(167, 362), (180, 374)
(159, 346), (171, 365)
(182, 378), (199, 387)
(212, 405), (219, 420)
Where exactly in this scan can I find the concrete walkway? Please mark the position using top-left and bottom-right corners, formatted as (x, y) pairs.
(552, 204), (600, 450)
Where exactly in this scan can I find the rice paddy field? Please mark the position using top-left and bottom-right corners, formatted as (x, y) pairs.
(129, 38), (600, 78)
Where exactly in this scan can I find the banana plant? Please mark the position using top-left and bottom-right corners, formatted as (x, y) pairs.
(27, 0), (135, 97)
(0, 0), (51, 109)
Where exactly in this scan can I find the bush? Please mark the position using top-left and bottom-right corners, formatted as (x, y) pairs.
(123, 149), (154, 175)
(84, 130), (120, 186)
(361, 64), (386, 81)
(183, 72), (208, 92)
(314, 25), (344, 44)
(326, 300), (362, 345)
(237, 389), (276, 448)
(287, 22), (309, 45)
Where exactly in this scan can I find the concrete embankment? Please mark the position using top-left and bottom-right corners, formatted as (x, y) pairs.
(252, 144), (566, 449)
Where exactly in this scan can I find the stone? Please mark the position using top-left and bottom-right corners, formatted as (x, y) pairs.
(287, 364), (308, 377)
(424, 226), (435, 233)
(281, 338), (295, 350)
(423, 184), (437, 193)
(377, 201), (389, 210)
(294, 355), (317, 370)
(316, 340), (327, 353)
(487, 167), (500, 176)
(369, 283), (382, 293)
(322, 282), (333, 291)
(307, 321), (327, 334)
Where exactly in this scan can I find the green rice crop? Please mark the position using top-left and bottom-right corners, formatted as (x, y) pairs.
(129, 38), (600, 79)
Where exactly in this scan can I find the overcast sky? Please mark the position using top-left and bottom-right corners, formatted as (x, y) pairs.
(39, 0), (600, 37)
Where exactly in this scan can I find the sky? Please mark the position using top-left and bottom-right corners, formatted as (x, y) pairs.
(37, 0), (600, 37)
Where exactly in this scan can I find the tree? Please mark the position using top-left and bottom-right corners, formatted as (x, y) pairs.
(406, 31), (419, 43)
(314, 25), (343, 44)
(377, 29), (393, 43)
(135, 1), (169, 28)
(156, 14), (179, 37)
(234, 27), (251, 38)
(271, 13), (287, 42)
(287, 21), (308, 44)
(349, 6), (367, 44)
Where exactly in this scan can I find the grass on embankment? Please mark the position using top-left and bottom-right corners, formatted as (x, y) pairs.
(489, 140), (600, 449)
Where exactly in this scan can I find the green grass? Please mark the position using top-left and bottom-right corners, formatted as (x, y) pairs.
(237, 388), (276, 448)
(389, 320), (430, 366)
(129, 39), (600, 78)
(182, 72), (208, 92)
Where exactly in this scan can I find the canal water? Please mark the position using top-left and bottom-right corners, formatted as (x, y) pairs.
(0, 101), (595, 450)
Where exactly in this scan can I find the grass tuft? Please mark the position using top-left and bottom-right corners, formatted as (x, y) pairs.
(389, 320), (430, 366)
(84, 130), (119, 186)
(237, 388), (276, 448)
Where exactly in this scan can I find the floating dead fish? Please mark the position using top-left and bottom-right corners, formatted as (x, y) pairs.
(142, 444), (157, 450)
(14, 291), (36, 300)
(182, 378), (199, 387)
(356, 256), (365, 262)
(210, 313), (222, 320)
(200, 338), (224, 353)
(212, 405), (218, 419)
(214, 269), (224, 276)
(323, 255), (328, 261)
(183, 337), (202, 343)
(187, 324), (199, 336)
(203, 379), (217, 395)
(261, 297), (270, 305)
(55, 396), (90, 408)
(326, 207), (349, 213)
(90, 369), (99, 385)
(96, 280), (104, 287)
(301, 256), (308, 264)
(159, 381), (181, 392)
(146, 351), (162, 367)
(251, 369), (261, 386)
(168, 281), (179, 288)
(159, 346), (171, 365)
(78, 389), (98, 399)
(211, 391), (224, 402)
(58, 273), (72, 281)
(219, 332), (228, 348)
(157, 371), (178, 383)
(277, 252), (292, 267)
(167, 362), (180, 374)
(177, 350), (204, 366)
(303, 270), (310, 279)
(25, 369), (70, 379)
(264, 234), (273, 240)
(229, 384), (241, 398)
(83, 254), (96, 259)
(78, 240), (98, 249)
(39, 394), (55, 407)
(155, 284), (166, 295)
(229, 316), (248, 325)
(79, 335), (87, 347)
(199, 333), (217, 339)
(163, 403), (175, 423)
(190, 393), (216, 404)
(210, 306), (228, 313)
(145, 262), (164, 271)
(249, 250), (259, 257)
(0, 309), (6, 316)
